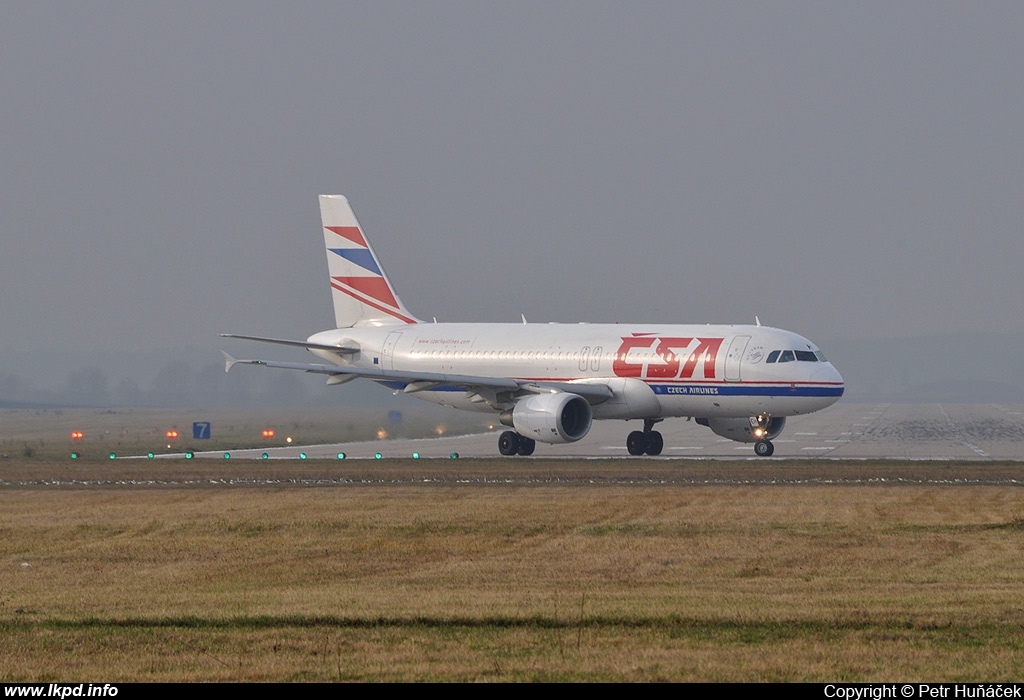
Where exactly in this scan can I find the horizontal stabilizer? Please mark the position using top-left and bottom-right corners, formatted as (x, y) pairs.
(219, 333), (359, 354)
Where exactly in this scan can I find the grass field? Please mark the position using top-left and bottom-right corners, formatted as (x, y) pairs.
(3, 463), (1024, 680)
(2, 408), (1024, 681)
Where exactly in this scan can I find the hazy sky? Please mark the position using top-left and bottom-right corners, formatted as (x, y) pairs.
(3, 2), (1022, 360)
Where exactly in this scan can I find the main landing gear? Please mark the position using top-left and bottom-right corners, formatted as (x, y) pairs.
(626, 418), (664, 456)
(498, 431), (536, 456)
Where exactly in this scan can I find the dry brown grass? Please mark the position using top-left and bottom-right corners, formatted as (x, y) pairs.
(2, 470), (1024, 681)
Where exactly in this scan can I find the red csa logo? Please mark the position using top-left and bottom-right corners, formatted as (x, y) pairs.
(612, 334), (724, 380)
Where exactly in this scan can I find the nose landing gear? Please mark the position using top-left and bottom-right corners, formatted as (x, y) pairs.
(752, 413), (775, 457)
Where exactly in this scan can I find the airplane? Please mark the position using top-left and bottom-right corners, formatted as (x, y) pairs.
(221, 195), (844, 457)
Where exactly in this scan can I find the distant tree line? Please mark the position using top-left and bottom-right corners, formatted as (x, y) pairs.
(0, 362), (327, 408)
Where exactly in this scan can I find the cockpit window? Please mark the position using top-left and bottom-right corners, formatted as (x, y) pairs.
(766, 349), (827, 363)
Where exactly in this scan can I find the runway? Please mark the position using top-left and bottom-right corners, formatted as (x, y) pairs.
(181, 403), (1024, 461)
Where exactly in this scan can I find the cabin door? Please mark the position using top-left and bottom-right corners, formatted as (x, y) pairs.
(724, 335), (750, 382)
(381, 332), (402, 370)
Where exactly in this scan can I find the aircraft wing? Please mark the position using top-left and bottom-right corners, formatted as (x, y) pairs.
(220, 351), (613, 404)
(518, 381), (613, 402)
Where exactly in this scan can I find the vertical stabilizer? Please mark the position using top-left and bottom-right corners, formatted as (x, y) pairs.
(319, 195), (419, 328)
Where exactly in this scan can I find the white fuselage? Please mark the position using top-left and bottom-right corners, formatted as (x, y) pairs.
(223, 194), (845, 456)
(306, 322), (844, 420)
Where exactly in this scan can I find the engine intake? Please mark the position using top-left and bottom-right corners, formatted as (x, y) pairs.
(500, 393), (593, 444)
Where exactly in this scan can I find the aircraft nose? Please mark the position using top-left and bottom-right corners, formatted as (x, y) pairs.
(812, 365), (845, 395)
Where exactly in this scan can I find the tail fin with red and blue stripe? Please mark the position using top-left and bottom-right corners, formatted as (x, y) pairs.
(319, 195), (420, 328)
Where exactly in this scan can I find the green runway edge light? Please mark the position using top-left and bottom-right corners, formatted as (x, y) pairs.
(262, 453), (269, 460)
(412, 452), (420, 459)
(108, 453), (116, 460)
(375, 452), (383, 459)
(147, 452), (154, 459)
(450, 452), (459, 459)
(223, 452), (231, 459)
(185, 452), (193, 459)
(70, 452), (79, 459)
(299, 453), (307, 459)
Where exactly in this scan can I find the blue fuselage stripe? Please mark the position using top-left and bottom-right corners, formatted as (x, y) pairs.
(648, 384), (844, 397)
(376, 380), (844, 398)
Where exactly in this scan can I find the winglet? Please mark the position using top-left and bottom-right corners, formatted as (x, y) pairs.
(221, 350), (239, 373)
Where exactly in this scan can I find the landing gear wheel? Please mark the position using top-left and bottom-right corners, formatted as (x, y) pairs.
(754, 440), (774, 457)
(626, 430), (648, 456)
(498, 431), (521, 456)
(645, 431), (664, 456)
(516, 437), (536, 456)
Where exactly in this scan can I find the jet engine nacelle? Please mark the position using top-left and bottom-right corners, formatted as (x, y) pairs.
(500, 393), (593, 444)
(695, 416), (787, 443)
